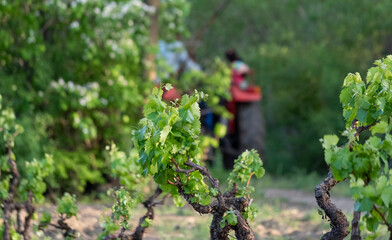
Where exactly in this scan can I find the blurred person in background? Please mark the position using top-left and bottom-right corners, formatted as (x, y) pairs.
(225, 49), (255, 89)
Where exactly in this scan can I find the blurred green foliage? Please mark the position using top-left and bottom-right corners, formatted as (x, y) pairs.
(5, 0), (391, 195)
(99, 142), (160, 239)
(187, 0), (392, 173)
(57, 192), (78, 219)
(0, 95), (54, 204)
(0, 0), (192, 194)
(0, 0), (232, 195)
(0, 95), (56, 239)
(165, 58), (232, 118)
(112, 188), (135, 230)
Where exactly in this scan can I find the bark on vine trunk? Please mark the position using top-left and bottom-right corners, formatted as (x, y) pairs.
(132, 188), (163, 240)
(210, 212), (230, 240)
(22, 191), (35, 240)
(172, 159), (255, 240)
(105, 187), (165, 240)
(233, 210), (255, 240)
(2, 202), (12, 240)
(57, 217), (77, 239)
(315, 170), (349, 240)
(2, 146), (21, 240)
(351, 210), (361, 240)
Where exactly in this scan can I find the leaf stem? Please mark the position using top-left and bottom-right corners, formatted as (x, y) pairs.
(246, 172), (255, 199)
(373, 204), (391, 231)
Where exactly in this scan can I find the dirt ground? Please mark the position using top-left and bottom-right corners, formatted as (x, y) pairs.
(39, 188), (355, 240)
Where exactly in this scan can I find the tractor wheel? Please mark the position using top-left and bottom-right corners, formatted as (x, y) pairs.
(237, 102), (265, 159)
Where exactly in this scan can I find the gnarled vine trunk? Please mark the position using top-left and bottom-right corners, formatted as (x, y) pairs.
(173, 159), (255, 240)
(351, 211), (361, 240)
(105, 187), (166, 240)
(315, 170), (349, 240)
(2, 147), (21, 240)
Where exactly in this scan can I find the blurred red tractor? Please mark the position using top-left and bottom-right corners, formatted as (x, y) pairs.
(158, 42), (264, 168)
(220, 84), (265, 169)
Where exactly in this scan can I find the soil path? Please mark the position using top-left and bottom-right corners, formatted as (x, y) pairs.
(41, 188), (354, 240)
(265, 188), (354, 213)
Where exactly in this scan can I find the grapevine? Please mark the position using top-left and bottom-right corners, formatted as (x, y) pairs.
(317, 55), (392, 239)
(133, 85), (264, 239)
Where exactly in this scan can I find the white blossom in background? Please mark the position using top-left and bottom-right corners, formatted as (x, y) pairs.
(76, 0), (87, 3)
(67, 81), (75, 91)
(118, 75), (127, 86)
(44, 0), (54, 6)
(70, 21), (80, 29)
(57, 1), (66, 9)
(100, 98), (108, 106)
(79, 98), (87, 107)
(102, 2), (116, 18)
(27, 30), (36, 44)
(51, 79), (102, 108)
